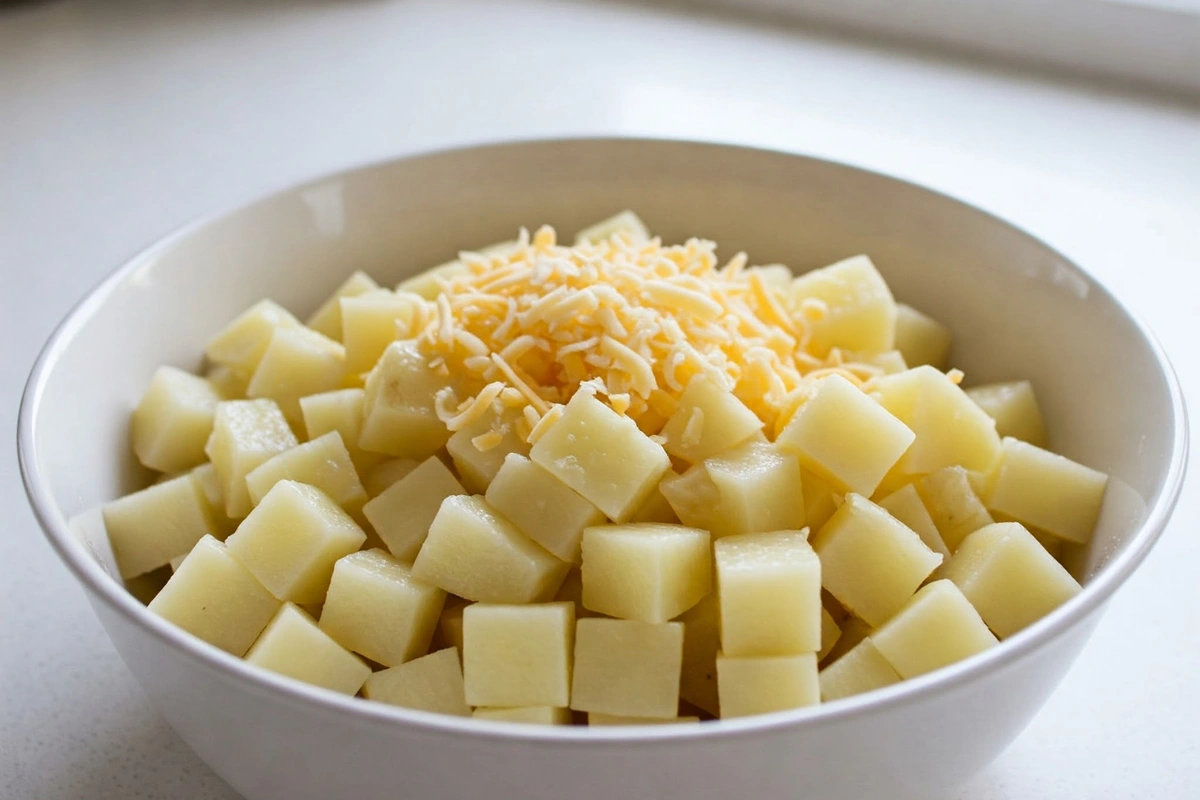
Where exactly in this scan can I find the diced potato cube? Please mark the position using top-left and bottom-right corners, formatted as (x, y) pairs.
(530, 391), (670, 522)
(463, 603), (574, 707)
(396, 260), (470, 300)
(716, 530), (821, 656)
(246, 326), (346, 424)
(358, 340), (451, 459)
(820, 615), (872, 666)
(983, 437), (1108, 544)
(801, 469), (840, 531)
(570, 618), (683, 718)
(245, 603), (370, 695)
(916, 466), (994, 552)
(363, 648), (470, 716)
(677, 591), (720, 716)
(966, 380), (1048, 448)
(245, 431), (367, 512)
(893, 304), (952, 369)
(341, 289), (421, 375)
(629, 484), (680, 524)
(446, 405), (531, 493)
(362, 455), (466, 561)
(588, 713), (700, 725)
(225, 480), (366, 604)
(877, 483), (949, 558)
(818, 638), (901, 701)
(474, 707), (573, 725)
(776, 374), (914, 497)
(660, 375), (764, 464)
(204, 399), (298, 518)
(363, 457), (421, 498)
(102, 474), (217, 578)
(412, 495), (566, 603)
(812, 493), (942, 627)
(205, 300), (301, 379)
(872, 580), (997, 678)
(581, 523), (712, 623)
(132, 366), (223, 473)
(574, 210), (650, 245)
(818, 608), (842, 662)
(717, 653), (819, 718)
(299, 388), (382, 474)
(148, 535), (280, 656)
(789, 255), (896, 356)
(871, 366), (1001, 475)
(942, 522), (1081, 638)
(486, 454), (604, 563)
(306, 271), (379, 341)
(318, 549), (446, 666)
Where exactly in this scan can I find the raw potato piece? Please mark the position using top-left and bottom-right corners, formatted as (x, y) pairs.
(983, 437), (1108, 544)
(306, 271), (379, 341)
(660, 375), (764, 464)
(362, 456), (466, 561)
(581, 523), (712, 623)
(678, 592), (720, 716)
(131, 366), (223, 473)
(358, 340), (451, 459)
(942, 522), (1081, 638)
(413, 495), (567, 603)
(102, 474), (217, 579)
(570, 618), (684, 718)
(588, 713), (699, 725)
(575, 210), (650, 245)
(872, 580), (997, 678)
(463, 603), (574, 708)
(364, 648), (470, 716)
(245, 604), (370, 695)
(225, 480), (366, 605)
(319, 549), (446, 666)
(717, 653), (819, 718)
(893, 304), (952, 369)
(205, 300), (301, 379)
(205, 399), (298, 519)
(812, 493), (942, 627)
(486, 454), (605, 563)
(340, 289), (421, 375)
(474, 707), (573, 724)
(246, 326), (346, 424)
(446, 405), (531, 493)
(818, 638), (901, 701)
(917, 467), (994, 552)
(878, 483), (950, 558)
(245, 431), (367, 512)
(776, 374), (915, 497)
(966, 380), (1048, 447)
(715, 531), (822, 656)
(299, 388), (382, 475)
(789, 255), (897, 356)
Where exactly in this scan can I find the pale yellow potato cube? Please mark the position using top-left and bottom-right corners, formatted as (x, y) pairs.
(581, 523), (712, 623)
(570, 618), (683, 718)
(820, 615), (872, 667)
(396, 260), (470, 300)
(893, 304), (952, 369)
(246, 603), (370, 695)
(872, 580), (997, 678)
(318, 549), (446, 666)
(776, 374), (914, 497)
(530, 390), (670, 522)
(363, 457), (421, 498)
(225, 480), (366, 604)
(446, 405), (531, 493)
(246, 431), (367, 512)
(588, 713), (700, 725)
(916, 466), (994, 552)
(877, 483), (949, 558)
(574, 209), (650, 245)
(486, 454), (604, 563)
(789, 255), (896, 356)
(629, 483), (680, 524)
(983, 437), (1108, 544)
(818, 638), (901, 701)
(871, 366), (1001, 475)
(801, 469), (840, 531)
(474, 707), (573, 725)
(716, 530), (821, 656)
(812, 493), (943, 627)
(341, 289), (421, 375)
(103, 474), (218, 578)
(818, 608), (842, 662)
(463, 602), (574, 707)
(717, 653), (819, 718)
(413, 495), (566, 603)
(205, 363), (248, 400)
(942, 522), (1081, 638)
(298, 388), (382, 476)
(132, 366), (223, 473)
(246, 326), (346, 424)
(148, 535), (280, 656)
(364, 648), (470, 716)
(678, 591), (720, 716)
(358, 340), (451, 459)
(966, 380), (1048, 447)
(189, 462), (237, 539)
(362, 455), (466, 561)
(660, 375), (764, 464)
(206, 300), (302, 379)
(306, 271), (380, 341)
(204, 399), (298, 518)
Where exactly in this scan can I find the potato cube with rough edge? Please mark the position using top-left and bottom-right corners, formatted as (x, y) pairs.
(581, 523), (712, 623)
(245, 431), (367, 512)
(318, 549), (446, 666)
(678, 591), (720, 716)
(204, 399), (298, 519)
(205, 300), (301, 379)
(812, 493), (942, 627)
(246, 326), (346, 424)
(789, 255), (896, 355)
(306, 271), (379, 341)
(447, 405), (531, 494)
(412, 495), (567, 603)
(486, 454), (604, 563)
(530, 391), (670, 522)
(358, 340), (451, 459)
(575, 210), (650, 245)
(364, 648), (469, 715)
(463, 602), (574, 708)
(717, 653), (819, 718)
(716, 530), (821, 656)
(776, 374), (914, 497)
(966, 380), (1048, 447)
(299, 388), (382, 474)
(818, 638), (901, 701)
(983, 437), (1108, 544)
(245, 603), (370, 695)
(362, 455), (466, 561)
(102, 474), (218, 579)
(132, 366), (223, 473)
(877, 483), (949, 558)
(474, 707), (573, 724)
(570, 618), (684, 718)
(915, 466), (995, 553)
(148, 535), (280, 656)
(225, 480), (366, 605)
(893, 304), (952, 369)
(340, 289), (421, 375)
(660, 375), (764, 464)
(872, 580), (997, 678)
(818, 608), (842, 662)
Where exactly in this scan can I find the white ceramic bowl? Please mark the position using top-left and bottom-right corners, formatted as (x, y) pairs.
(19, 138), (1188, 800)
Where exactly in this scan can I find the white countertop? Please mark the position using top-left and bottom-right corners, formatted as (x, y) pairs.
(2, 1), (1198, 798)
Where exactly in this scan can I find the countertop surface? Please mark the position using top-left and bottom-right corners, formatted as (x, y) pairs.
(2, 1), (1198, 798)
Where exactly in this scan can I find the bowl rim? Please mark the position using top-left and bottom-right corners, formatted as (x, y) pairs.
(17, 135), (1190, 743)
